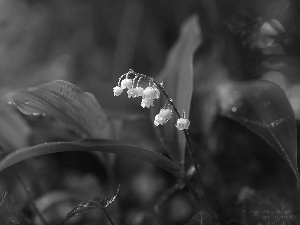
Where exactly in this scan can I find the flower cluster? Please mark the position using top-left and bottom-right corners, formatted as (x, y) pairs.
(113, 70), (190, 131)
(113, 74), (160, 108)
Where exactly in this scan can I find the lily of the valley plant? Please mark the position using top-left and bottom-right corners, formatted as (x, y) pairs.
(113, 69), (190, 130)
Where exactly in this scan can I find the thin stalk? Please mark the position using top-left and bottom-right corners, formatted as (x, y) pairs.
(154, 179), (185, 213)
(102, 208), (114, 225)
(152, 79), (203, 178)
(13, 169), (48, 225)
(153, 81), (208, 207)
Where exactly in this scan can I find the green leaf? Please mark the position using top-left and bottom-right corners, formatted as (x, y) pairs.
(8, 80), (112, 139)
(0, 104), (31, 152)
(185, 211), (218, 225)
(217, 80), (300, 186)
(153, 15), (202, 165)
(61, 186), (119, 225)
(0, 139), (180, 175)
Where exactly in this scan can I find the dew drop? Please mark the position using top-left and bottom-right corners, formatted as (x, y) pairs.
(169, 98), (173, 102)
(231, 106), (237, 112)
(24, 100), (31, 105)
(7, 101), (13, 105)
(41, 113), (46, 116)
(32, 112), (40, 116)
(266, 117), (288, 128)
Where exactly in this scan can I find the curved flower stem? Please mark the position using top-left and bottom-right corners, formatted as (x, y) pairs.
(152, 80), (202, 177)
(102, 208), (114, 225)
(128, 70), (201, 178)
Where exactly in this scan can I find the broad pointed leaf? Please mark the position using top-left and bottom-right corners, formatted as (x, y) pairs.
(217, 80), (299, 186)
(8, 80), (112, 139)
(0, 140), (180, 175)
(153, 15), (202, 165)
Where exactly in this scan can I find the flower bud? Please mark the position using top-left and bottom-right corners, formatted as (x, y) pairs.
(176, 118), (190, 130)
(141, 98), (154, 108)
(127, 88), (138, 98)
(159, 108), (172, 121)
(136, 87), (144, 97)
(154, 114), (167, 126)
(113, 86), (123, 96)
(121, 78), (133, 89)
(143, 87), (157, 99)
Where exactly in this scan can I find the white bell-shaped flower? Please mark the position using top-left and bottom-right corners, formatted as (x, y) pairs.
(127, 88), (138, 98)
(121, 78), (133, 89)
(154, 114), (167, 126)
(141, 98), (154, 108)
(143, 87), (157, 99)
(113, 86), (123, 96)
(159, 108), (172, 121)
(136, 87), (144, 97)
(175, 118), (190, 130)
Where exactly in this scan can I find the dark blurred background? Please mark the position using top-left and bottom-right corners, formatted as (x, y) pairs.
(1, 0), (300, 118)
(0, 0), (300, 224)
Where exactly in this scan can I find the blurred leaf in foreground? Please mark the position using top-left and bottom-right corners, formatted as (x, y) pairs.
(61, 186), (119, 225)
(0, 140), (180, 176)
(217, 80), (299, 187)
(0, 192), (29, 225)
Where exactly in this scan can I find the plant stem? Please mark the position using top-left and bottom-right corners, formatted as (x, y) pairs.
(154, 179), (185, 213)
(102, 208), (115, 225)
(151, 78), (203, 179)
(12, 169), (48, 225)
